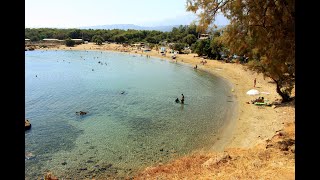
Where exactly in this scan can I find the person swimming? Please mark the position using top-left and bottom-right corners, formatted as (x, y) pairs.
(175, 98), (180, 103)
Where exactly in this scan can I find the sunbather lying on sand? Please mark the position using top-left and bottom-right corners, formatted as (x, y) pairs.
(251, 97), (264, 104)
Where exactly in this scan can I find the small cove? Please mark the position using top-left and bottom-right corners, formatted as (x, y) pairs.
(25, 50), (236, 179)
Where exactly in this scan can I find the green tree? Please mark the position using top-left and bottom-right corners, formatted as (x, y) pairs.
(68, 29), (81, 39)
(113, 34), (127, 44)
(187, 0), (295, 102)
(183, 34), (197, 46)
(53, 32), (67, 40)
(30, 36), (40, 42)
(173, 43), (187, 53)
(191, 39), (213, 57)
(91, 35), (104, 45)
(210, 38), (223, 60)
(210, 31), (224, 60)
(145, 36), (157, 44)
(187, 23), (198, 37)
(65, 38), (75, 47)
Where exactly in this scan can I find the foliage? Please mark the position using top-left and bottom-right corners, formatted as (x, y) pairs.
(65, 38), (75, 47)
(91, 35), (104, 45)
(183, 34), (197, 46)
(68, 29), (81, 39)
(172, 43), (188, 53)
(30, 36), (40, 42)
(24, 25), (201, 47)
(191, 39), (213, 57)
(210, 38), (223, 60)
(145, 36), (157, 44)
(187, 0), (295, 102)
(112, 34), (127, 44)
(210, 32), (224, 60)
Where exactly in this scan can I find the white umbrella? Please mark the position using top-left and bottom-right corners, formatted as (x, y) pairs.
(246, 89), (260, 95)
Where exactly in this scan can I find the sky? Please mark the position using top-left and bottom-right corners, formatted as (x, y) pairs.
(25, 0), (229, 28)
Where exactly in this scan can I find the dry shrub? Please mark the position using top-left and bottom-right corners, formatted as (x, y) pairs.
(44, 172), (58, 180)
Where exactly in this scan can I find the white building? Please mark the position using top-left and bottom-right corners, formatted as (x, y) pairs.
(42, 38), (60, 41)
(198, 34), (210, 40)
(71, 39), (83, 43)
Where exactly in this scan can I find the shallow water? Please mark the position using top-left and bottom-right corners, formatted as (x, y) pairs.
(25, 50), (235, 179)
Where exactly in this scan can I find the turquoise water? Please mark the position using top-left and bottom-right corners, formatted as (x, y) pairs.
(25, 50), (235, 179)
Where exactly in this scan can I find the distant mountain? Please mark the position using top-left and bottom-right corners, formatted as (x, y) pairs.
(141, 13), (198, 27)
(78, 13), (229, 32)
(79, 24), (181, 32)
(79, 24), (227, 32)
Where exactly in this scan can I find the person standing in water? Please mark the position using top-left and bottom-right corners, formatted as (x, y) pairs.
(181, 94), (185, 104)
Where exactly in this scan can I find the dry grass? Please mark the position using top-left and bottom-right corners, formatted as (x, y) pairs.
(133, 122), (295, 180)
(44, 172), (59, 180)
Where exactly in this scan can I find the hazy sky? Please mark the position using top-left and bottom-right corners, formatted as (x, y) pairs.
(25, 0), (229, 28)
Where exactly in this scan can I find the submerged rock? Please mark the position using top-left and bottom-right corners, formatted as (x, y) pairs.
(25, 152), (36, 160)
(86, 160), (94, 163)
(76, 111), (88, 116)
(79, 167), (87, 171)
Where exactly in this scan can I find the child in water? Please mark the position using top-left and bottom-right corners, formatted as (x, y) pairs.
(175, 98), (180, 103)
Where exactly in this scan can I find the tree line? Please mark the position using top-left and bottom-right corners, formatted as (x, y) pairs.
(25, 25), (198, 46)
(25, 25), (226, 58)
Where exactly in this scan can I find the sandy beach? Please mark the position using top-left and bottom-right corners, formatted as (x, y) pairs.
(33, 43), (295, 179)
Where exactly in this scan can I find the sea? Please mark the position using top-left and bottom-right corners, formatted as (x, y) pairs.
(25, 50), (235, 179)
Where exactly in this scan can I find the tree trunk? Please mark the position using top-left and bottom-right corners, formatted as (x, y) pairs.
(275, 80), (291, 103)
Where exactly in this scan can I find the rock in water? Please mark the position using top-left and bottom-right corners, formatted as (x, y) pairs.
(25, 152), (35, 160)
(25, 119), (31, 130)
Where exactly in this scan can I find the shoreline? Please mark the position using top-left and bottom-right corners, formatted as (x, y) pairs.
(32, 44), (240, 151)
(38, 43), (294, 148)
(28, 43), (295, 178)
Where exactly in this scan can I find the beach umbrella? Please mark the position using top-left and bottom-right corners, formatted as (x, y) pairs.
(246, 89), (260, 96)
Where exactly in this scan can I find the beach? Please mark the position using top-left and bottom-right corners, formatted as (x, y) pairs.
(32, 43), (295, 179)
